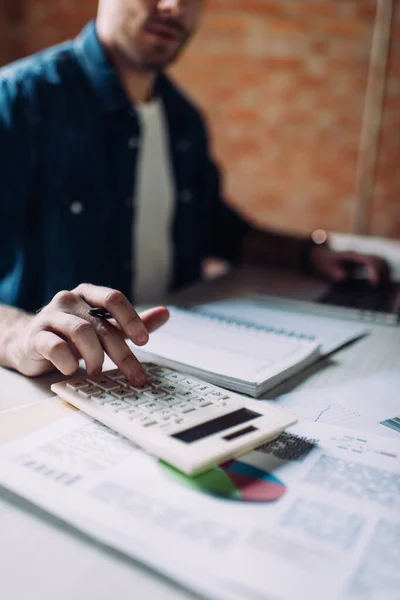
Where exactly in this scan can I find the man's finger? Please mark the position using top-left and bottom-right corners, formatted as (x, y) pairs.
(334, 250), (360, 263)
(365, 261), (380, 286)
(334, 251), (390, 286)
(341, 254), (380, 286)
(74, 284), (149, 347)
(42, 311), (105, 376)
(322, 255), (347, 281)
(139, 306), (170, 333)
(91, 318), (147, 385)
(34, 330), (79, 376)
(331, 265), (347, 281)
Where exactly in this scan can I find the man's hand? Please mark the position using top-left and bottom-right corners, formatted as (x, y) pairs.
(7, 284), (169, 384)
(309, 245), (390, 286)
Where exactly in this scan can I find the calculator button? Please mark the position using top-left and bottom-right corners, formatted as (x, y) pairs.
(104, 400), (131, 412)
(119, 408), (144, 420)
(130, 384), (152, 393)
(78, 386), (102, 398)
(95, 393), (117, 404)
(217, 399), (228, 407)
(155, 409), (175, 421)
(165, 372), (185, 383)
(179, 378), (198, 388)
(159, 421), (184, 434)
(171, 416), (194, 429)
(195, 384), (213, 395)
(142, 362), (157, 370)
(147, 377), (164, 387)
(104, 369), (124, 380)
(86, 376), (120, 391)
(144, 388), (167, 399)
(140, 401), (164, 413)
(111, 387), (135, 399)
(114, 376), (133, 387)
(192, 397), (212, 408)
(158, 422), (175, 433)
(177, 390), (199, 402)
(67, 380), (90, 391)
(138, 415), (157, 427)
(147, 366), (172, 377)
(124, 395), (149, 406)
(160, 396), (182, 406)
(174, 402), (196, 414)
(161, 384), (180, 394)
(208, 390), (229, 400)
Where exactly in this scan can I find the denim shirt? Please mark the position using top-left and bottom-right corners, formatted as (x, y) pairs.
(0, 22), (248, 312)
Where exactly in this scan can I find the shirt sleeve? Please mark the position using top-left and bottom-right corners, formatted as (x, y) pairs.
(0, 75), (36, 300)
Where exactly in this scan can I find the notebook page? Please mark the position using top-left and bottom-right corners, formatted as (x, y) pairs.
(195, 297), (368, 355)
(139, 308), (319, 385)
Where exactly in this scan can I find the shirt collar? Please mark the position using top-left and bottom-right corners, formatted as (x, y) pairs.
(73, 21), (186, 136)
(74, 21), (132, 115)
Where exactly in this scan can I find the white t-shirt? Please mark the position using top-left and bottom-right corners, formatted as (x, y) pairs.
(133, 100), (174, 304)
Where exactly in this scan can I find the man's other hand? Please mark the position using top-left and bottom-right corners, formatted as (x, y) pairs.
(8, 284), (169, 384)
(309, 246), (391, 286)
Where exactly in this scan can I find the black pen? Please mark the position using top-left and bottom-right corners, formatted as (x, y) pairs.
(89, 307), (113, 319)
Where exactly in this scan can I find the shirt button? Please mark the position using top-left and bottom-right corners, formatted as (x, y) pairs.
(123, 261), (131, 271)
(128, 137), (139, 149)
(125, 197), (133, 208)
(70, 201), (84, 215)
(180, 190), (193, 204)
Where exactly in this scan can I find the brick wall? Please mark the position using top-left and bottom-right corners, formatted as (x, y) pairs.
(2, 0), (400, 238)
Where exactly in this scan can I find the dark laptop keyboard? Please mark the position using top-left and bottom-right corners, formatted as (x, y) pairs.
(320, 278), (396, 312)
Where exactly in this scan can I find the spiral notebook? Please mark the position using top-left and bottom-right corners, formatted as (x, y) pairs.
(136, 305), (322, 397)
(195, 296), (369, 355)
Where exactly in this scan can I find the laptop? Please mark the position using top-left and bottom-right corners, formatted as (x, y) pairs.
(319, 277), (400, 325)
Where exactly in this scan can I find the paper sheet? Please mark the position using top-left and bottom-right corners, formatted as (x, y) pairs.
(1, 410), (399, 600)
(271, 370), (400, 440)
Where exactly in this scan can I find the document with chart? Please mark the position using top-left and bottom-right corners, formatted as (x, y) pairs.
(0, 405), (399, 600)
(271, 370), (400, 439)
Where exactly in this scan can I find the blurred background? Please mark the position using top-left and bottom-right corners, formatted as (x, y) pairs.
(0, 0), (399, 239)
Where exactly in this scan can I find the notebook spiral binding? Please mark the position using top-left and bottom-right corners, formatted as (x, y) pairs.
(187, 307), (316, 341)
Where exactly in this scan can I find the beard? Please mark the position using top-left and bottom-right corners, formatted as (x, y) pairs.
(137, 34), (191, 71)
(121, 16), (193, 73)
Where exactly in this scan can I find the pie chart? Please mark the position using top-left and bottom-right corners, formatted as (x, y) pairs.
(160, 459), (286, 502)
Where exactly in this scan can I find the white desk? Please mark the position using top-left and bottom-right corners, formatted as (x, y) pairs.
(1, 266), (399, 600)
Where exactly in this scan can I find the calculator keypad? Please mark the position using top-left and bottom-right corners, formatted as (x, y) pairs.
(67, 364), (236, 433)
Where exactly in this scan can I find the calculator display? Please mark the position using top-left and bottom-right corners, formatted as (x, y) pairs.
(172, 408), (261, 444)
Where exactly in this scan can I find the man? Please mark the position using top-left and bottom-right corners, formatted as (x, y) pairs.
(0, 0), (388, 386)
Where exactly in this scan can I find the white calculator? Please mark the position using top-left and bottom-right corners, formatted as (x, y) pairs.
(51, 363), (297, 476)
